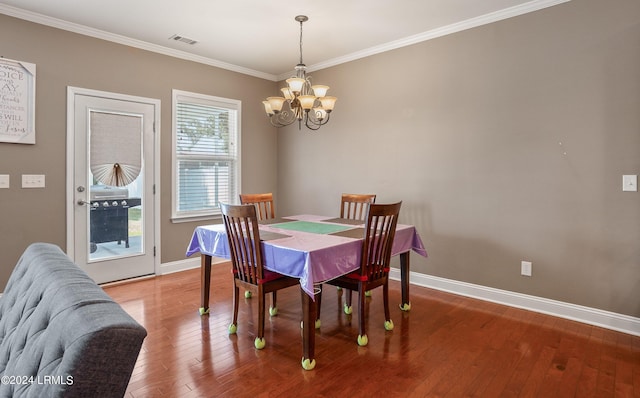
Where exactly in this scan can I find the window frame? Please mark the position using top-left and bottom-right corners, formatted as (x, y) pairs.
(171, 89), (241, 222)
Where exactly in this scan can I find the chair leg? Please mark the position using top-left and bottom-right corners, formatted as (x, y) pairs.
(255, 286), (266, 349)
(315, 284), (322, 329)
(357, 284), (368, 346)
(270, 291), (278, 316)
(229, 283), (239, 334)
(344, 288), (353, 314)
(383, 282), (390, 321)
(383, 281), (394, 331)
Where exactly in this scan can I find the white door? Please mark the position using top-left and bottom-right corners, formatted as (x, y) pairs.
(67, 87), (159, 284)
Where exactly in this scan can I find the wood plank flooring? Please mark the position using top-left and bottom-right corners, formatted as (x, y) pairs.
(103, 264), (640, 397)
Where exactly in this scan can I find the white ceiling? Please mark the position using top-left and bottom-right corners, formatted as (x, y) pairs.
(0, 0), (568, 80)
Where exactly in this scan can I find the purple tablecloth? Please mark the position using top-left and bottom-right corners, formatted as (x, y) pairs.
(186, 215), (427, 297)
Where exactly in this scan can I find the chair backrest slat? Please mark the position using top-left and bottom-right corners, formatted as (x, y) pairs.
(239, 193), (275, 221)
(340, 193), (376, 221)
(221, 203), (264, 284)
(361, 202), (402, 280)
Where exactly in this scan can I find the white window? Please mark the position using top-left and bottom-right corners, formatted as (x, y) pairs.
(172, 90), (241, 221)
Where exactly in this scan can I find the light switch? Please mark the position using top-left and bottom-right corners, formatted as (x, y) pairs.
(22, 174), (46, 188)
(0, 174), (8, 189)
(622, 175), (637, 192)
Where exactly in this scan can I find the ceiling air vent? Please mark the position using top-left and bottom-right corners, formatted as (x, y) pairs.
(169, 34), (197, 45)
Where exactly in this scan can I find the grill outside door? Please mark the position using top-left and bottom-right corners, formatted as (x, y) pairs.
(89, 197), (142, 253)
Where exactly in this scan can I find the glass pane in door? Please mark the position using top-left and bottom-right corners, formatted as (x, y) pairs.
(87, 111), (144, 261)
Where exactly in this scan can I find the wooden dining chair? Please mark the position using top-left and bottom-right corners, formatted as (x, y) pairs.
(339, 193), (377, 306)
(220, 203), (299, 349)
(238, 193), (276, 299)
(239, 193), (276, 221)
(340, 193), (376, 221)
(319, 201), (402, 346)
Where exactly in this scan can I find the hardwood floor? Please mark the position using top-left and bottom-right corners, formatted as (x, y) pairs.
(104, 264), (640, 397)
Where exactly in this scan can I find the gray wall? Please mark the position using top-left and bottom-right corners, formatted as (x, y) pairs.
(277, 0), (640, 317)
(0, 14), (278, 286)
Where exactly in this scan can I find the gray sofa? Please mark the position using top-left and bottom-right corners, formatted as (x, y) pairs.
(0, 243), (147, 398)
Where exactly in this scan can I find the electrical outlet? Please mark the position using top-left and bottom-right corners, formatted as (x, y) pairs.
(623, 175), (637, 192)
(521, 261), (532, 277)
(22, 174), (45, 188)
(0, 174), (9, 189)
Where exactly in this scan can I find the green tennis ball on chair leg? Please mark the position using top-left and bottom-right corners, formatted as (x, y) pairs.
(357, 334), (368, 346)
(228, 323), (237, 334)
(254, 337), (265, 349)
(244, 290), (252, 299)
(269, 306), (278, 316)
(301, 358), (316, 370)
(384, 320), (394, 331)
(343, 304), (353, 315)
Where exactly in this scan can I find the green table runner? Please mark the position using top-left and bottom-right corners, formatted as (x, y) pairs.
(270, 220), (354, 235)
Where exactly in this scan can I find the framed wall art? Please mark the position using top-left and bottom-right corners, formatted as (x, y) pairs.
(0, 57), (36, 144)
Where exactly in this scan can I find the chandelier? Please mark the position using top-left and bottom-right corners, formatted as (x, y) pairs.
(262, 15), (337, 131)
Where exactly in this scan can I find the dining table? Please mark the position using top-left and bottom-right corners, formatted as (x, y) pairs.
(186, 214), (427, 370)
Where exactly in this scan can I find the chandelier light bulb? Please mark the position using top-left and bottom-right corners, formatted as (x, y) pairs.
(262, 101), (273, 115)
(280, 87), (294, 100)
(311, 85), (329, 98)
(319, 96), (337, 112)
(286, 78), (305, 94)
(266, 96), (286, 113)
(298, 95), (316, 110)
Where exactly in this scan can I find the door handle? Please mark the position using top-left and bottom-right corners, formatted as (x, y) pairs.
(77, 186), (89, 206)
(78, 199), (99, 207)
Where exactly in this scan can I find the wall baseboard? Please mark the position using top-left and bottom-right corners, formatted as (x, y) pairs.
(157, 260), (640, 337)
(160, 256), (228, 275)
(389, 269), (640, 337)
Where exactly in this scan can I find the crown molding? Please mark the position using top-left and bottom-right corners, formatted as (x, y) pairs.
(0, 4), (278, 81)
(293, 0), (571, 79)
(1, 0), (570, 83)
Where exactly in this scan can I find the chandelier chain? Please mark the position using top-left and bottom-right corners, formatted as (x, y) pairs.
(299, 19), (304, 65)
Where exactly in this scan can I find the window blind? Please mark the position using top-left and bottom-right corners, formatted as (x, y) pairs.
(173, 92), (240, 218)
